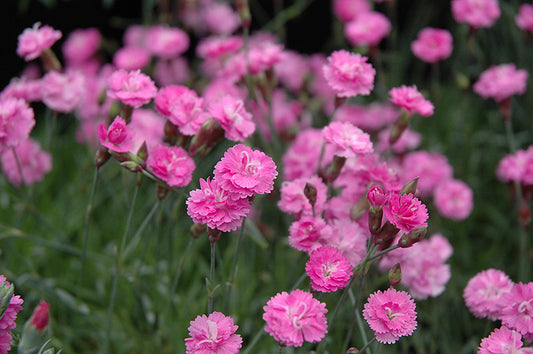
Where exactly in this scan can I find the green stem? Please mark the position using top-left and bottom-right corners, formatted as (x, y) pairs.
(103, 252), (120, 353)
(208, 236), (216, 314)
(119, 185), (139, 256)
(366, 244), (400, 262)
(81, 168), (99, 280)
(121, 200), (161, 262)
(241, 327), (265, 354)
(12, 147), (26, 186)
(224, 218), (246, 314)
(359, 337), (377, 354)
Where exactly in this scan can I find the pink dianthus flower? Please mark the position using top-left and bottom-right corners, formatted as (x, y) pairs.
(434, 179), (474, 221)
(186, 177), (251, 232)
(411, 27), (453, 63)
(399, 151), (453, 197)
(324, 219), (369, 266)
(113, 46), (151, 70)
(97, 116), (134, 153)
(377, 127), (421, 154)
(306, 246), (353, 292)
(1, 138), (52, 186)
(185, 311), (242, 354)
(107, 69), (157, 108)
(263, 289), (328, 347)
(62, 28), (101, 65)
(0, 275), (24, 354)
(208, 96), (255, 142)
(145, 25), (189, 59)
(334, 103), (399, 132)
(153, 57), (191, 87)
(323, 50), (376, 97)
(129, 108), (165, 151)
(363, 288), (417, 344)
(496, 147), (533, 185)
(473, 64), (528, 103)
(202, 2), (241, 35)
(389, 85), (434, 117)
(382, 193), (428, 232)
(274, 50), (310, 93)
(499, 282), (533, 336)
(463, 269), (514, 320)
(248, 42), (286, 75)
(516, 4), (533, 34)
(478, 326), (533, 354)
(451, 0), (500, 29)
(288, 216), (332, 254)
(278, 175), (328, 217)
(344, 11), (391, 47)
(41, 70), (86, 113)
(17, 22), (62, 61)
(333, 0), (371, 23)
(196, 36), (243, 60)
(0, 98), (35, 153)
(322, 121), (373, 158)
(213, 144), (277, 198)
(147, 144), (195, 187)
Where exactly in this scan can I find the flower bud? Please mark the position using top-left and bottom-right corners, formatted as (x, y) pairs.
(18, 300), (50, 354)
(388, 263), (402, 286)
(157, 184), (169, 201)
(389, 110), (411, 145)
(190, 223), (207, 239)
(208, 228), (222, 244)
(374, 221), (399, 247)
(367, 186), (386, 207)
(163, 120), (178, 145)
(136, 141), (148, 162)
(400, 177), (419, 195)
(320, 155), (346, 184)
(398, 226), (427, 248)
(94, 146), (111, 169)
(0, 280), (14, 321)
(236, 0), (251, 29)
(368, 205), (383, 234)
(304, 182), (317, 208)
(346, 348), (360, 354)
(189, 119), (224, 157)
(519, 199), (531, 228)
(30, 300), (49, 333)
(351, 196), (369, 221)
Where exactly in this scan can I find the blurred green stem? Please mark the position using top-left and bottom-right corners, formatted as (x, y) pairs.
(359, 337), (377, 353)
(81, 168), (99, 280)
(208, 236), (216, 314)
(224, 218), (246, 314)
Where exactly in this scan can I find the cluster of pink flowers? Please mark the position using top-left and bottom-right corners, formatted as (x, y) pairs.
(0, 275), (24, 353)
(411, 28), (453, 63)
(473, 64), (528, 103)
(185, 312), (242, 353)
(497, 146), (533, 186)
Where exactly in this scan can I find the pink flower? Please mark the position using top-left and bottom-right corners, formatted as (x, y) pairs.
(62, 28), (101, 65)
(213, 144), (277, 197)
(368, 186), (387, 207)
(97, 116), (134, 153)
(323, 50), (376, 97)
(1, 138), (52, 186)
(202, 2), (241, 35)
(463, 269), (514, 320)
(29, 300), (50, 333)
(17, 22), (62, 61)
(516, 4), (533, 34)
(324, 219), (369, 266)
(153, 57), (191, 87)
(451, 0), (500, 29)
(145, 25), (189, 59)
(400, 151), (454, 197)
(263, 289), (328, 347)
(411, 28), (453, 63)
(107, 69), (157, 108)
(322, 121), (374, 158)
(499, 282), (533, 336)
(196, 36), (243, 60)
(0, 275), (24, 354)
(0, 98), (35, 153)
(147, 144), (195, 187)
(202, 80), (246, 106)
(377, 127), (421, 154)
(288, 216), (332, 253)
(363, 288), (417, 344)
(129, 108), (165, 152)
(478, 326), (533, 354)
(186, 177), (251, 232)
(208, 96), (255, 142)
(306, 246), (353, 292)
(185, 311), (242, 354)
(248, 42), (286, 75)
(1, 77), (42, 102)
(334, 103), (399, 132)
(496, 147), (533, 185)
(41, 70), (86, 113)
(274, 50), (310, 93)
(382, 193), (428, 232)
(473, 64), (528, 103)
(344, 11), (391, 47)
(434, 179), (474, 221)
(333, 0), (371, 23)
(113, 46), (151, 70)
(123, 25), (147, 47)
(278, 175), (328, 217)
(389, 85), (434, 117)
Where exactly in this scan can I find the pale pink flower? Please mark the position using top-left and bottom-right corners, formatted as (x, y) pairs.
(107, 69), (157, 108)
(185, 311), (242, 354)
(97, 116), (134, 153)
(202, 2), (241, 35)
(278, 175), (328, 217)
(309, 54), (336, 115)
(17, 22), (62, 61)
(208, 96), (255, 141)
(145, 25), (189, 59)
(274, 50), (310, 93)
(306, 246), (353, 292)
(41, 70), (86, 112)
(499, 282), (533, 336)
(324, 218), (369, 266)
(129, 109), (165, 152)
(382, 193), (428, 232)
(1, 138), (52, 186)
(496, 147), (533, 185)
(263, 289), (328, 347)
(215, 53), (247, 83)
(147, 144), (195, 187)
(123, 25), (147, 47)
(323, 50), (376, 97)
(322, 121), (374, 158)
(0, 275), (24, 354)
(463, 269), (514, 320)
(451, 0), (500, 29)
(62, 28), (101, 65)
(288, 216), (332, 253)
(0, 98), (35, 153)
(1, 77), (42, 102)
(334, 103), (399, 132)
(153, 57), (191, 87)
(248, 42), (286, 75)
(473, 64), (528, 103)
(344, 11), (391, 47)
(434, 179), (474, 221)
(411, 28), (453, 63)
(389, 85), (434, 117)
(400, 151), (454, 197)
(363, 288), (417, 344)
(333, 0), (371, 23)
(186, 177), (251, 232)
(113, 46), (151, 70)
(478, 326), (533, 354)
(202, 80), (246, 106)
(197, 36), (243, 60)
(516, 4), (533, 34)
(377, 127), (421, 154)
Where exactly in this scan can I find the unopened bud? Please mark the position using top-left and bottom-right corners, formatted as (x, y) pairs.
(398, 226), (427, 248)
(400, 177), (419, 195)
(368, 205), (383, 234)
(30, 300), (50, 333)
(304, 182), (317, 208)
(120, 104), (134, 124)
(208, 228), (222, 244)
(389, 110), (411, 145)
(136, 141), (148, 162)
(164, 120), (178, 145)
(519, 199), (531, 227)
(351, 196), (369, 221)
(320, 155), (346, 184)
(95, 146), (111, 169)
(190, 223), (207, 239)
(189, 119), (224, 157)
(388, 263), (402, 286)
(157, 184), (169, 201)
(367, 185), (386, 207)
(236, 0), (251, 29)
(346, 347), (360, 354)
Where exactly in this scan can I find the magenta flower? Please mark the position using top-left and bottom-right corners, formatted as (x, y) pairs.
(288, 216), (332, 254)
(97, 116), (134, 153)
(107, 69), (157, 108)
(478, 326), (533, 354)
(62, 28), (101, 65)
(41, 70), (86, 113)
(434, 179), (474, 221)
(278, 175), (328, 217)
(113, 46), (151, 70)
(473, 64), (528, 103)
(263, 289), (328, 347)
(213, 144), (277, 198)
(0, 275), (24, 354)
(322, 121), (373, 158)
(146, 25), (189, 59)
(382, 193), (428, 233)
(516, 4), (533, 34)
(333, 0), (371, 23)
(186, 177), (251, 232)
(389, 85), (434, 117)
(128, 108), (165, 152)
(306, 246), (353, 293)
(323, 50), (376, 97)
(0, 98), (35, 153)
(363, 288), (417, 344)
(499, 282), (533, 336)
(147, 144), (195, 188)
(325, 218), (369, 267)
(463, 269), (514, 320)
(185, 311), (242, 354)
(411, 28), (453, 63)
(451, 0), (500, 29)
(208, 96), (255, 142)
(344, 11), (391, 47)
(1, 138), (52, 187)
(400, 151), (453, 197)
(17, 22), (62, 61)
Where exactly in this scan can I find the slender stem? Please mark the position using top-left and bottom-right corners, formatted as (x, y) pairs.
(121, 200), (161, 261)
(103, 252), (120, 353)
(355, 310), (371, 354)
(290, 271), (308, 291)
(81, 168), (99, 280)
(224, 218), (246, 314)
(359, 337), (377, 353)
(208, 237), (216, 314)
(241, 327), (265, 354)
(119, 185), (139, 256)
(366, 244), (400, 262)
(166, 237), (194, 313)
(45, 110), (57, 150)
(12, 147), (26, 186)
